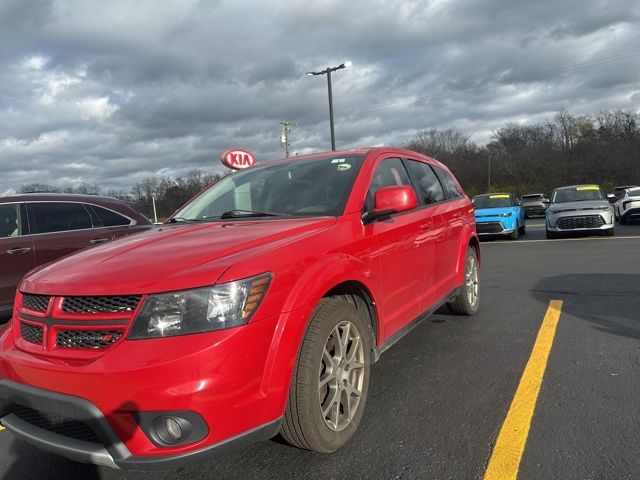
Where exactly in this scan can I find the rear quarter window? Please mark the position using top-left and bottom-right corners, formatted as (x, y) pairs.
(433, 166), (463, 199)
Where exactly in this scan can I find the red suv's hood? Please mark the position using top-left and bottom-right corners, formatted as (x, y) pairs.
(21, 217), (336, 296)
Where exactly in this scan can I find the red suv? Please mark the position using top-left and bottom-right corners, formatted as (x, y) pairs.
(0, 194), (151, 322)
(0, 148), (479, 470)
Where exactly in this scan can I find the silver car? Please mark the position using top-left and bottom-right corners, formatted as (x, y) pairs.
(546, 185), (614, 239)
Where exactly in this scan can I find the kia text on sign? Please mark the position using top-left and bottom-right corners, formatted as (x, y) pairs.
(221, 149), (256, 170)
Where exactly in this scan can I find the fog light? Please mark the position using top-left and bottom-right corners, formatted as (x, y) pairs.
(165, 417), (183, 440)
(136, 410), (208, 447)
(153, 416), (189, 445)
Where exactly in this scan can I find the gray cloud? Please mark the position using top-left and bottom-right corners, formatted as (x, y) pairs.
(1, 0), (639, 195)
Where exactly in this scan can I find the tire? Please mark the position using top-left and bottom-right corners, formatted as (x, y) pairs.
(519, 223), (526, 235)
(510, 227), (519, 240)
(448, 247), (480, 315)
(546, 228), (557, 239)
(604, 227), (615, 236)
(281, 297), (372, 453)
(620, 215), (626, 225)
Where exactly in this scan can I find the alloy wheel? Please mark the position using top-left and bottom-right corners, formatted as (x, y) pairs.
(318, 320), (365, 431)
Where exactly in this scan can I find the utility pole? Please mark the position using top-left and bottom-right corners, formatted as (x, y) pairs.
(306, 61), (352, 151)
(487, 153), (492, 192)
(279, 121), (296, 157)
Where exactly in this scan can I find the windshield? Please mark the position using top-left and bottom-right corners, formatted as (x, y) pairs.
(472, 194), (513, 209)
(174, 154), (365, 221)
(521, 194), (543, 200)
(552, 186), (604, 203)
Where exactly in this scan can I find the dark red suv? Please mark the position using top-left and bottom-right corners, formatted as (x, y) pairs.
(0, 194), (151, 321)
(0, 148), (479, 470)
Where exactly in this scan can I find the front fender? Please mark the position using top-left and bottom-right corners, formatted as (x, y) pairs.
(259, 254), (379, 415)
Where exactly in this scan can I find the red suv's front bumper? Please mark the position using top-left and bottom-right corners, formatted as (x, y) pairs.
(0, 304), (309, 470)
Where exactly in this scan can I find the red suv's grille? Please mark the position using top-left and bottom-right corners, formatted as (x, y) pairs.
(21, 294), (51, 312)
(56, 329), (123, 349)
(20, 322), (44, 346)
(17, 293), (141, 354)
(62, 295), (142, 313)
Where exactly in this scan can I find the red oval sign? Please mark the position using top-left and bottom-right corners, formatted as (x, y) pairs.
(220, 149), (256, 170)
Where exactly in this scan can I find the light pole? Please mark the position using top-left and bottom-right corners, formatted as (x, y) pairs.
(306, 61), (351, 151)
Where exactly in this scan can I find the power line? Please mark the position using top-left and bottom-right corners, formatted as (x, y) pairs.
(341, 48), (640, 117)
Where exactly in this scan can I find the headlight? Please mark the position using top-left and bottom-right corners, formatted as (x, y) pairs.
(596, 206), (610, 211)
(501, 212), (512, 217)
(129, 273), (271, 339)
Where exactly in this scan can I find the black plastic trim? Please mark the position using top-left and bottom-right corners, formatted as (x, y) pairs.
(0, 379), (282, 471)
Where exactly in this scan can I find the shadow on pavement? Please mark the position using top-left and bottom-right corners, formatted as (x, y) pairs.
(531, 273), (640, 339)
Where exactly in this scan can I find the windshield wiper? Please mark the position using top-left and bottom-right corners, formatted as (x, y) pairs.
(168, 217), (205, 223)
(218, 209), (287, 219)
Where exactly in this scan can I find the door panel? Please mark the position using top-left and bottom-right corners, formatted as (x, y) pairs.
(363, 157), (434, 340)
(432, 166), (468, 294)
(0, 203), (35, 308)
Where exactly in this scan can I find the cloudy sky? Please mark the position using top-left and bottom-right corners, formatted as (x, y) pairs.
(1, 0), (639, 195)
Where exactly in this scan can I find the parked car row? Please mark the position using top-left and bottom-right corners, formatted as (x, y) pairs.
(472, 184), (620, 240)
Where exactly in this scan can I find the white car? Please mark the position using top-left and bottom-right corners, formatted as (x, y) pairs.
(614, 187), (640, 224)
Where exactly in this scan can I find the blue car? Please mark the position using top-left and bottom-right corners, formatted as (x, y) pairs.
(472, 193), (526, 240)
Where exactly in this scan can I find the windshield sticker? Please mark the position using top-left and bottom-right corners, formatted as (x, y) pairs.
(337, 163), (351, 171)
(489, 194), (510, 199)
(576, 186), (599, 191)
(331, 158), (346, 164)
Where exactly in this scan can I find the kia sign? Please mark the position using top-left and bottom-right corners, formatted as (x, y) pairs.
(220, 149), (256, 170)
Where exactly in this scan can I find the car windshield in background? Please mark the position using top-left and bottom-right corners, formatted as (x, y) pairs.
(522, 194), (543, 200)
(552, 187), (604, 203)
(174, 155), (365, 221)
(472, 195), (512, 209)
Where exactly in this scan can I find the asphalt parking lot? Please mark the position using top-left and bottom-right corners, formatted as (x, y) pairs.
(1, 220), (639, 480)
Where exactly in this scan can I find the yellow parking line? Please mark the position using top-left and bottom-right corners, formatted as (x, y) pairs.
(483, 300), (563, 480)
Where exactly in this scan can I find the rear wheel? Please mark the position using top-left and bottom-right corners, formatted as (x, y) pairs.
(281, 297), (372, 453)
(448, 247), (480, 315)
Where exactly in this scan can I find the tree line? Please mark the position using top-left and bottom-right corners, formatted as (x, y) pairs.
(16, 109), (639, 217)
(404, 109), (640, 197)
(19, 170), (226, 221)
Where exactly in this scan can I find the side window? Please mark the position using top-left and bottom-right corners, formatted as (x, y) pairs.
(406, 160), (446, 205)
(433, 166), (463, 199)
(364, 158), (413, 211)
(30, 203), (93, 234)
(0, 204), (24, 238)
(91, 205), (131, 227)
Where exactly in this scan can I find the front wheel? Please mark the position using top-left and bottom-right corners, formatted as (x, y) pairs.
(281, 297), (372, 453)
(519, 223), (526, 235)
(448, 247), (480, 315)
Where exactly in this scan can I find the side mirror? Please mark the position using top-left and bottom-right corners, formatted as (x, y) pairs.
(363, 186), (417, 224)
(606, 194), (616, 204)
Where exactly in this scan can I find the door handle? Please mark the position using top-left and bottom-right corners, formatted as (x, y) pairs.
(419, 222), (433, 230)
(6, 247), (31, 255)
(90, 238), (109, 245)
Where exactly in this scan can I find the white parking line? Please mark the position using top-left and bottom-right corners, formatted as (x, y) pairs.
(484, 235), (640, 245)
